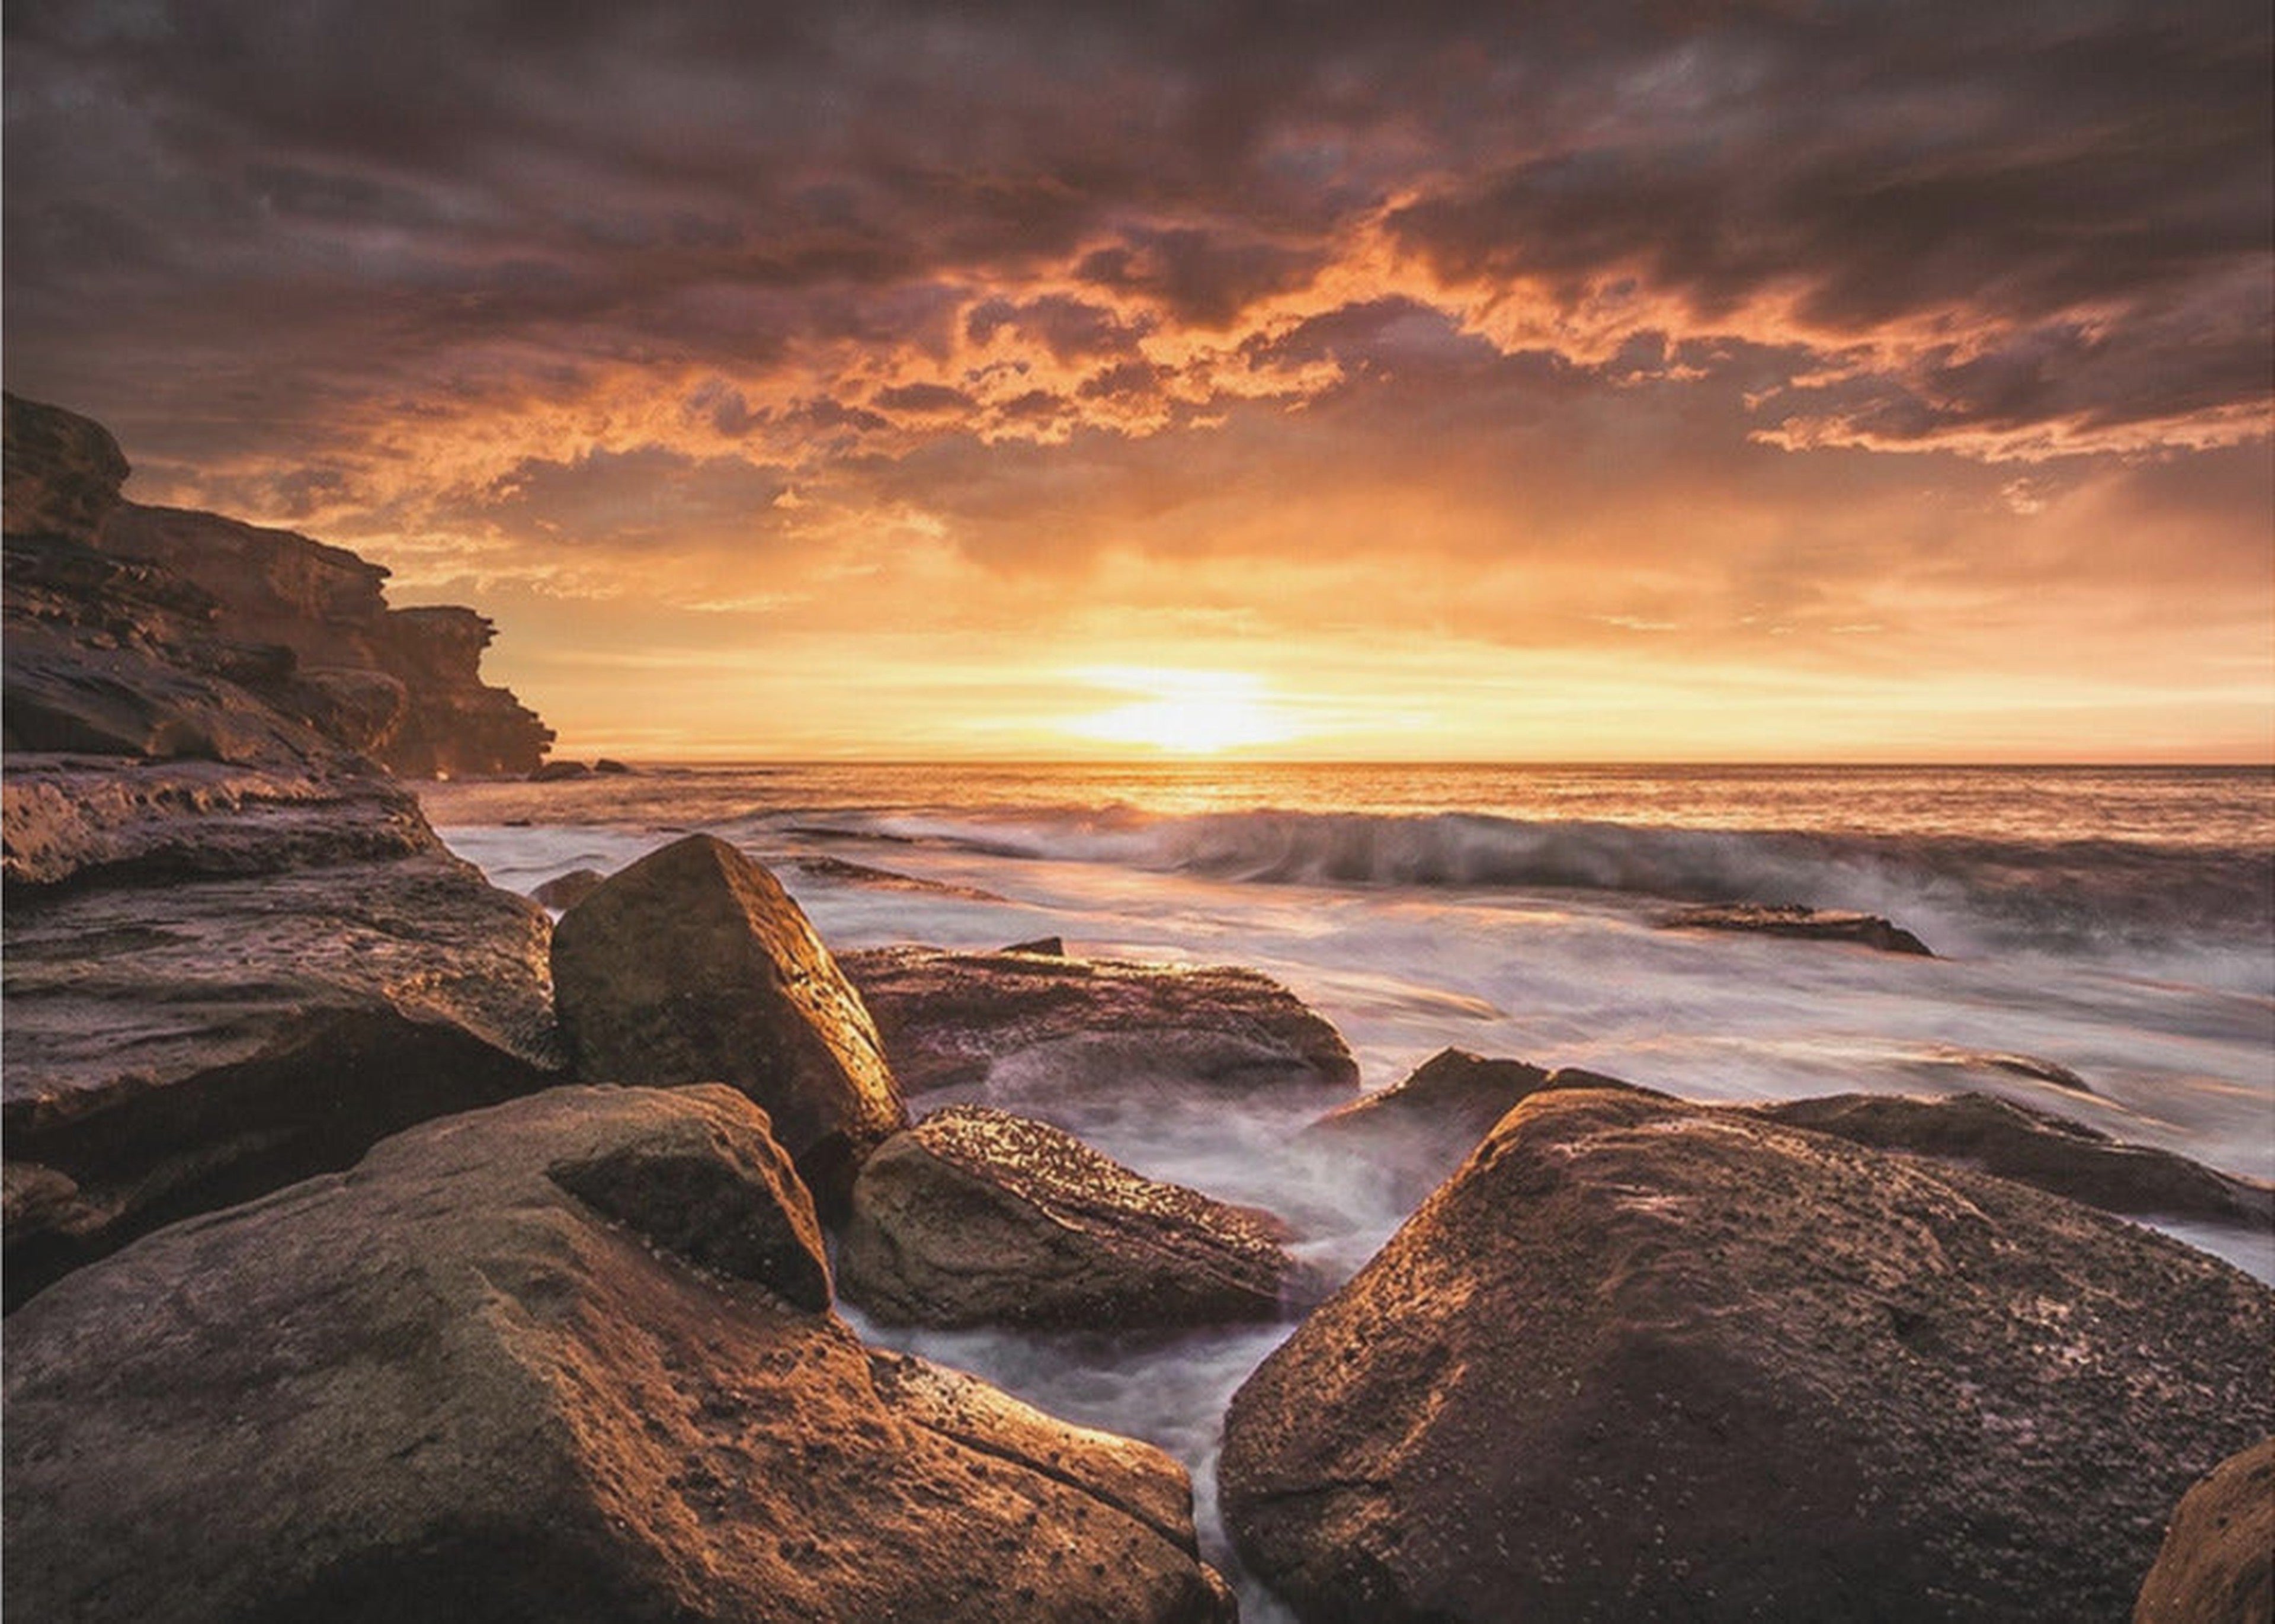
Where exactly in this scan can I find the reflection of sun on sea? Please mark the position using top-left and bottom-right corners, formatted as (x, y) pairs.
(1060, 667), (1294, 754)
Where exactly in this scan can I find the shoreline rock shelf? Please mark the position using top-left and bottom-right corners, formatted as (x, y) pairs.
(840, 943), (1361, 1104)
(841, 1104), (1313, 1329)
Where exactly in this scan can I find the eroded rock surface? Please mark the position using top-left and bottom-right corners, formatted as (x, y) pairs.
(3, 848), (563, 1305)
(5, 393), (553, 777)
(1223, 1088), (2275, 1623)
(840, 944), (1359, 1104)
(550, 834), (906, 1210)
(842, 1104), (1309, 1328)
(2135, 1437), (2275, 1624)
(4, 1086), (1235, 1624)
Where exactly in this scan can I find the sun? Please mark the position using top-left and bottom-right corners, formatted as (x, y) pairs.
(1060, 667), (1296, 754)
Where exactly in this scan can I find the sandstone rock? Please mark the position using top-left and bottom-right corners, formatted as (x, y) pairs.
(841, 1104), (1310, 1328)
(3, 848), (563, 1305)
(1752, 1091), (2275, 1234)
(840, 944), (1360, 1103)
(531, 757), (592, 780)
(5, 395), (553, 777)
(550, 834), (906, 1209)
(1663, 902), (1934, 956)
(1223, 1088), (2275, 1623)
(3, 1085), (1234, 1623)
(2, 755), (434, 889)
(532, 867), (608, 911)
(1004, 935), (1066, 956)
(2135, 1437), (2275, 1624)
(2, 392), (130, 542)
(594, 757), (633, 774)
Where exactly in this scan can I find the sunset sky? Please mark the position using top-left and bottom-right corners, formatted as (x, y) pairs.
(6, 0), (2270, 760)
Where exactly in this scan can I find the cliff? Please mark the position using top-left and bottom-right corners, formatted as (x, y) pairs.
(2, 393), (552, 777)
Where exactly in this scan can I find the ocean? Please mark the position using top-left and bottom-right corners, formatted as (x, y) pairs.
(422, 761), (2275, 1612)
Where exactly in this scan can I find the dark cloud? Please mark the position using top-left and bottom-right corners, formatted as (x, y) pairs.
(2, 0), (2266, 536)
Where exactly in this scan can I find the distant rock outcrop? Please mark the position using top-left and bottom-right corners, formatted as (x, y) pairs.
(841, 1104), (1311, 1329)
(3, 1085), (1236, 1623)
(1662, 902), (1934, 956)
(1222, 1088), (2275, 1622)
(4, 393), (553, 777)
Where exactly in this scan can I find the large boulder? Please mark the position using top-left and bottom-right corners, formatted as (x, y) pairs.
(1752, 1091), (2275, 1234)
(4, 1085), (1235, 1623)
(2135, 1437), (2275, 1624)
(839, 944), (1360, 1103)
(550, 834), (907, 1210)
(3, 845), (564, 1306)
(841, 1104), (1312, 1329)
(1222, 1088), (2275, 1623)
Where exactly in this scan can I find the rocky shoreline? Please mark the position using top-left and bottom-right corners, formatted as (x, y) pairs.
(5, 402), (2271, 1621)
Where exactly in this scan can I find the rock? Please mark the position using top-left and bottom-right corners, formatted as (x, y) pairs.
(2, 755), (434, 889)
(841, 1104), (1310, 1329)
(1003, 935), (1066, 956)
(2, 392), (130, 542)
(3, 847), (565, 1306)
(1222, 1088), (2275, 1623)
(839, 944), (1360, 1103)
(1662, 902), (1934, 956)
(2, 1085), (1234, 1623)
(1299, 1049), (1673, 1205)
(2135, 1438), (2275, 1624)
(98, 500), (555, 778)
(594, 757), (633, 774)
(530, 757), (592, 781)
(550, 834), (907, 1210)
(532, 867), (608, 911)
(1752, 1091), (2275, 1234)
(791, 854), (1008, 902)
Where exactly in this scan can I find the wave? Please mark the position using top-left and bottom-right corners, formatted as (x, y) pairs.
(810, 805), (2275, 962)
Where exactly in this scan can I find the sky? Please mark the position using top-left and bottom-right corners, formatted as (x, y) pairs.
(5, 0), (2271, 761)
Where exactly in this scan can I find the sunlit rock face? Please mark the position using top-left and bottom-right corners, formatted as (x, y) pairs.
(840, 1103), (1312, 1329)
(3, 1085), (1238, 1624)
(550, 834), (908, 1213)
(1222, 1088), (2275, 1624)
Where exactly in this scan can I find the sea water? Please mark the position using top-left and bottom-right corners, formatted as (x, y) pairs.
(422, 763), (2275, 1612)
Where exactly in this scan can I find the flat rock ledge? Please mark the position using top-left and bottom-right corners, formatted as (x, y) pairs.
(841, 1104), (1313, 1329)
(1662, 902), (1934, 956)
(4, 1085), (1236, 1624)
(839, 944), (1360, 1104)
(1223, 1087), (2275, 1623)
